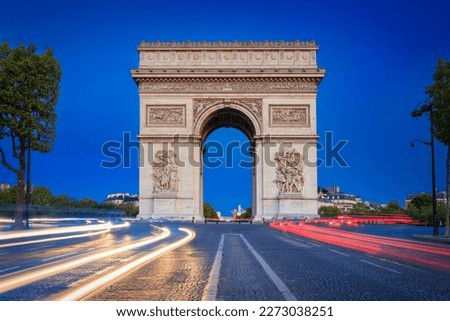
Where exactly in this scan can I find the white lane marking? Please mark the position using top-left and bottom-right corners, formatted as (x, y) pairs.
(307, 242), (322, 248)
(0, 266), (21, 274)
(329, 249), (350, 257)
(239, 234), (297, 301)
(377, 258), (426, 273)
(202, 234), (225, 301)
(58, 228), (195, 301)
(41, 252), (80, 262)
(360, 259), (402, 274)
(276, 235), (311, 248)
(0, 251), (7, 256)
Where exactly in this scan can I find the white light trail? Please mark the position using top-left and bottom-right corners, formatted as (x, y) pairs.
(0, 227), (170, 294)
(58, 228), (195, 301)
(0, 222), (129, 241)
(29, 218), (100, 222)
(0, 230), (108, 249)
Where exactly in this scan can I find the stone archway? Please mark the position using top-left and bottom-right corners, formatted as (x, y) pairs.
(131, 41), (325, 220)
(196, 102), (258, 218)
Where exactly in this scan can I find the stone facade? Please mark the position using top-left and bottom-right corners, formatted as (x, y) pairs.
(131, 40), (325, 220)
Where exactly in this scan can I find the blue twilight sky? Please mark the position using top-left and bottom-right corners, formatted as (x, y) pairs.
(0, 0), (449, 215)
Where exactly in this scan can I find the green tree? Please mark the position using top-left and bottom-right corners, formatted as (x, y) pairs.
(0, 42), (62, 227)
(382, 200), (406, 214)
(318, 206), (340, 217)
(0, 186), (17, 204)
(407, 194), (433, 211)
(239, 206), (252, 219)
(349, 203), (373, 214)
(116, 203), (139, 216)
(203, 202), (218, 219)
(77, 197), (99, 208)
(426, 59), (450, 237)
(407, 194), (434, 224)
(31, 185), (54, 206)
(53, 194), (76, 207)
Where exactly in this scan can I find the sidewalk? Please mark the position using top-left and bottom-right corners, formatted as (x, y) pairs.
(412, 234), (450, 244)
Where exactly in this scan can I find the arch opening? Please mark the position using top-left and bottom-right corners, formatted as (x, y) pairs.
(200, 107), (256, 142)
(200, 107), (257, 220)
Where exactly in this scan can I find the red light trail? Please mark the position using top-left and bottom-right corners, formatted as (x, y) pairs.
(271, 221), (450, 272)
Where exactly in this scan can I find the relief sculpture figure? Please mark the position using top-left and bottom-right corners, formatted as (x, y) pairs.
(275, 148), (304, 194)
(152, 150), (179, 193)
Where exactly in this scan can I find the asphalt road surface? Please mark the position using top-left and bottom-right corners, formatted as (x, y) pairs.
(0, 220), (449, 301)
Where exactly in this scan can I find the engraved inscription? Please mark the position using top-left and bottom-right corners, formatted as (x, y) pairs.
(146, 105), (185, 126)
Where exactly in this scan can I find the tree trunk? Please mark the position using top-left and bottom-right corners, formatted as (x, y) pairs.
(446, 146), (450, 237)
(14, 158), (26, 229)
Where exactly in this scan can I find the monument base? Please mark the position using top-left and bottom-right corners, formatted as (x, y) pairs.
(137, 195), (203, 221)
(254, 195), (319, 220)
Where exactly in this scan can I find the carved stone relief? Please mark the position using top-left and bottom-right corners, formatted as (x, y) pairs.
(139, 81), (318, 94)
(270, 105), (309, 127)
(138, 41), (319, 68)
(152, 150), (178, 194)
(146, 105), (185, 126)
(193, 98), (262, 121)
(275, 148), (304, 194)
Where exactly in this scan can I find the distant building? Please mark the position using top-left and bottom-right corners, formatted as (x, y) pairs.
(231, 204), (246, 218)
(0, 183), (10, 191)
(326, 185), (340, 194)
(104, 193), (139, 207)
(363, 201), (384, 210)
(318, 186), (362, 213)
(405, 191), (447, 207)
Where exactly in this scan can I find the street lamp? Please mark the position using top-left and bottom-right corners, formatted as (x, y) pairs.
(24, 136), (32, 229)
(411, 104), (438, 236)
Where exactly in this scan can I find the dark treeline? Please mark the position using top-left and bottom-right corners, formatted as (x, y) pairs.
(0, 185), (138, 217)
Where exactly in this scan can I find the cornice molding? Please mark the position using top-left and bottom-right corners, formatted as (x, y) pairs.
(132, 76), (324, 83)
(138, 40), (318, 49)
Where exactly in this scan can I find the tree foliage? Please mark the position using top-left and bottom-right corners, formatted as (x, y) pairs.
(349, 203), (373, 214)
(203, 202), (218, 218)
(0, 185), (139, 217)
(0, 186), (17, 204)
(426, 58), (450, 237)
(318, 206), (340, 217)
(427, 59), (450, 146)
(405, 194), (447, 224)
(77, 197), (99, 208)
(31, 186), (54, 206)
(407, 194), (432, 211)
(0, 41), (61, 226)
(53, 194), (76, 207)
(382, 200), (406, 214)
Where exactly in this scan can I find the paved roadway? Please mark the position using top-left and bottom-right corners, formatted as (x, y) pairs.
(0, 221), (449, 300)
(88, 222), (450, 301)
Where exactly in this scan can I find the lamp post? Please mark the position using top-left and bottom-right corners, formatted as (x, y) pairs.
(24, 137), (31, 229)
(411, 104), (438, 236)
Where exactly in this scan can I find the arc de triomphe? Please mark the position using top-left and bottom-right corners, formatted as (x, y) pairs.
(131, 41), (325, 220)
